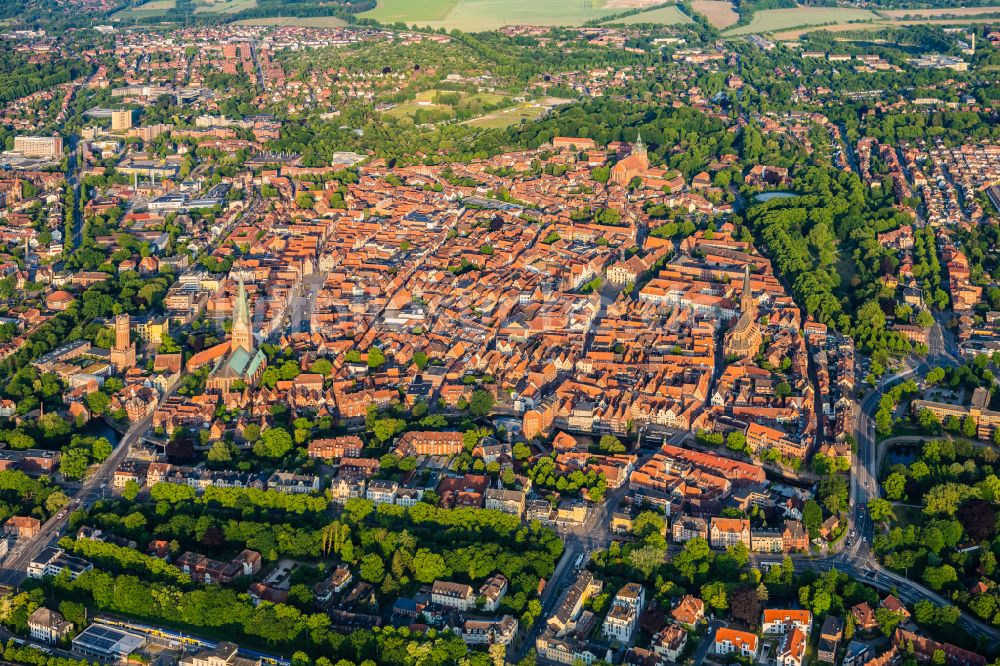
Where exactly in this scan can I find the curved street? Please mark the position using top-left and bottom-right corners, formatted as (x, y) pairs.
(791, 319), (1000, 645)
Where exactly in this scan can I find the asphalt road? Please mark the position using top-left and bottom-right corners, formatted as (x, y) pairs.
(806, 318), (999, 644)
(0, 411), (153, 587)
(511, 540), (582, 663)
(692, 620), (727, 666)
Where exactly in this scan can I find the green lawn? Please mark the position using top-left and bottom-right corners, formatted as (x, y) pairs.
(383, 101), (453, 119)
(603, 5), (692, 24)
(892, 503), (925, 528)
(463, 103), (549, 129)
(724, 6), (878, 35)
(361, 0), (618, 30)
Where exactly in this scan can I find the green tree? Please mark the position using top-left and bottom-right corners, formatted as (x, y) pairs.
(412, 549), (449, 584)
(469, 389), (494, 416)
(674, 537), (713, 583)
(923, 564), (958, 591)
(868, 497), (895, 523)
(123, 479), (140, 501)
(883, 472), (906, 501)
(359, 554), (385, 583)
(598, 434), (625, 454)
(85, 391), (111, 415)
(701, 581), (728, 611)
(45, 491), (68, 514)
(309, 358), (333, 376)
(295, 191), (314, 209)
(59, 449), (90, 479)
(803, 499), (823, 537)
(91, 437), (113, 461)
(962, 415), (977, 438)
(367, 347), (386, 369)
(254, 428), (293, 458)
(208, 440), (232, 462)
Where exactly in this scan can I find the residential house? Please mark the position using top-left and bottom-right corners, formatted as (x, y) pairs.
(778, 627), (807, 666)
(27, 547), (92, 580)
(4, 515), (41, 539)
(762, 609), (813, 635)
(671, 516), (708, 543)
(478, 573), (509, 612)
(28, 607), (73, 644)
(314, 566), (353, 605)
(783, 520), (808, 552)
(549, 570), (603, 635)
(818, 615), (844, 663)
(850, 602), (878, 632)
(670, 595), (704, 627)
(602, 583), (645, 645)
(366, 479), (398, 504)
(431, 580), (475, 611)
(484, 488), (526, 517)
(714, 628), (759, 659)
(709, 517), (751, 549)
(652, 624), (687, 662)
(462, 616), (518, 647)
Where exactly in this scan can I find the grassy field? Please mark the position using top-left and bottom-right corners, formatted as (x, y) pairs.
(724, 6), (878, 35)
(383, 101), (452, 119)
(413, 89), (505, 104)
(604, 5), (692, 24)
(462, 96), (570, 129)
(111, 0), (176, 18)
(361, 0), (461, 23)
(360, 0), (618, 30)
(195, 0), (257, 13)
(232, 15), (348, 25)
(462, 103), (549, 129)
(384, 90), (510, 122)
(692, 0), (738, 27)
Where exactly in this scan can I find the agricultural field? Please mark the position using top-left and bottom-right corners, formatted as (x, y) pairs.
(877, 6), (1000, 19)
(771, 15), (997, 40)
(692, 0), (738, 28)
(603, 5), (692, 25)
(723, 6), (878, 35)
(110, 0), (175, 19)
(360, 0), (618, 31)
(360, 0), (461, 23)
(232, 15), (347, 25)
(194, 0), (257, 13)
(603, 0), (666, 7)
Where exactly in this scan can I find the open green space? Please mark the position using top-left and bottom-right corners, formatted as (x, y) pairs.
(360, 0), (462, 23)
(383, 89), (511, 125)
(602, 4), (691, 24)
(111, 0), (176, 19)
(771, 15), (1000, 40)
(723, 6), (878, 35)
(194, 0), (258, 13)
(462, 103), (550, 129)
(360, 0), (619, 31)
(232, 15), (347, 25)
